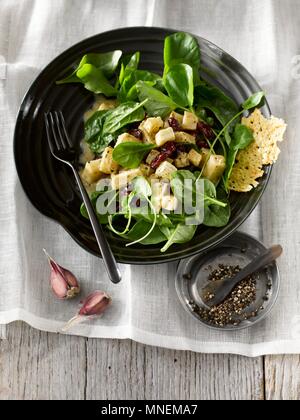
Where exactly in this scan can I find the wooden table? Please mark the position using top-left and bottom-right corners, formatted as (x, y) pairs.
(0, 322), (299, 400)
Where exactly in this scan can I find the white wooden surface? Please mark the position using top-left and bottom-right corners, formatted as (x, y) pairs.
(0, 322), (299, 400)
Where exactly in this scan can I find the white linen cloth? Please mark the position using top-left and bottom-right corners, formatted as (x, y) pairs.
(0, 0), (300, 356)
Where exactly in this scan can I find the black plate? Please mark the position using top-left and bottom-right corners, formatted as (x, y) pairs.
(14, 27), (271, 264)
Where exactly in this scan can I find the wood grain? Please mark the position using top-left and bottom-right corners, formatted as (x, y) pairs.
(264, 356), (300, 400)
(0, 321), (264, 400)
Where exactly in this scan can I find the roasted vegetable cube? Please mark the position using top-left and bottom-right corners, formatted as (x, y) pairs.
(115, 133), (141, 146)
(155, 127), (175, 147)
(111, 168), (143, 190)
(139, 163), (154, 177)
(146, 150), (160, 165)
(182, 111), (198, 130)
(143, 117), (164, 135)
(99, 147), (119, 174)
(169, 111), (183, 125)
(202, 155), (226, 183)
(155, 161), (177, 179)
(81, 159), (102, 184)
(174, 131), (196, 144)
(188, 149), (202, 167)
(174, 152), (190, 168)
(162, 195), (179, 211)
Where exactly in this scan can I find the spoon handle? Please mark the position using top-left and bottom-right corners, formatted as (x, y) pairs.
(207, 245), (282, 306)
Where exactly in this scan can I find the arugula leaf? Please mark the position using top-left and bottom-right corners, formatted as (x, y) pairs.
(136, 81), (177, 117)
(223, 123), (254, 188)
(119, 70), (160, 102)
(57, 50), (122, 84)
(242, 91), (265, 110)
(164, 63), (194, 108)
(160, 224), (197, 252)
(194, 83), (238, 126)
(164, 32), (201, 84)
(113, 142), (154, 168)
(102, 101), (146, 134)
(76, 64), (117, 96)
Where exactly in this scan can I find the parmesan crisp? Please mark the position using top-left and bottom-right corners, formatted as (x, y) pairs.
(228, 109), (286, 192)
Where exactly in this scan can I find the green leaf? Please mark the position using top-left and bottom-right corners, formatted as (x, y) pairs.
(136, 81), (177, 117)
(194, 83), (238, 126)
(113, 142), (154, 169)
(119, 52), (140, 85)
(119, 70), (160, 102)
(203, 187), (231, 227)
(102, 101), (146, 134)
(160, 224), (197, 252)
(120, 220), (167, 245)
(223, 123), (254, 188)
(57, 50), (122, 84)
(164, 63), (194, 108)
(84, 110), (110, 142)
(164, 32), (201, 84)
(242, 91), (265, 110)
(76, 64), (117, 96)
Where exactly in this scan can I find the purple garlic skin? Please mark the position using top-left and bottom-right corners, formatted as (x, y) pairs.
(79, 291), (111, 316)
(44, 249), (80, 299)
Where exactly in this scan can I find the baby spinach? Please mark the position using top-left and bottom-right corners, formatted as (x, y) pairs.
(102, 100), (147, 134)
(164, 63), (194, 108)
(242, 91), (265, 110)
(136, 81), (177, 117)
(120, 220), (167, 245)
(194, 83), (238, 126)
(84, 110), (115, 153)
(160, 224), (197, 252)
(223, 123), (254, 188)
(119, 70), (161, 102)
(113, 142), (154, 168)
(57, 50), (122, 84)
(203, 187), (231, 227)
(76, 64), (117, 96)
(119, 52), (140, 85)
(164, 32), (201, 84)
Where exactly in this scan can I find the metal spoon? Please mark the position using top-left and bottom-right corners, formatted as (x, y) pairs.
(201, 245), (283, 307)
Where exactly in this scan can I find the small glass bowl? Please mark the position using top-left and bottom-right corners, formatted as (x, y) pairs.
(175, 232), (280, 331)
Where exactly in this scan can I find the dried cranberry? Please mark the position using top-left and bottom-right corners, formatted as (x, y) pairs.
(128, 128), (143, 140)
(168, 117), (180, 131)
(197, 121), (215, 140)
(161, 141), (177, 157)
(197, 139), (209, 149)
(150, 153), (166, 169)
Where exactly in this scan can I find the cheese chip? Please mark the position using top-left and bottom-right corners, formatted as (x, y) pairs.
(229, 109), (286, 192)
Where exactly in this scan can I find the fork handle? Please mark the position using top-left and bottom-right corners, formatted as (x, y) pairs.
(72, 168), (122, 284)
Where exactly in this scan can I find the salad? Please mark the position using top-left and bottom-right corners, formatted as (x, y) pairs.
(57, 32), (285, 252)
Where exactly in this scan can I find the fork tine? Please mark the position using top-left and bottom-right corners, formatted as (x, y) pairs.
(54, 111), (68, 149)
(48, 112), (62, 150)
(58, 111), (73, 148)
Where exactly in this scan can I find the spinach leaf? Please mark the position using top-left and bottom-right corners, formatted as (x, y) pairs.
(242, 91), (265, 110)
(57, 50), (122, 84)
(102, 101), (146, 134)
(84, 110), (110, 143)
(136, 81), (177, 117)
(160, 224), (197, 252)
(223, 123), (254, 187)
(113, 142), (155, 168)
(119, 52), (140, 85)
(164, 32), (201, 84)
(119, 70), (160, 102)
(164, 63), (194, 108)
(194, 83), (238, 126)
(76, 64), (117, 96)
(203, 187), (231, 227)
(121, 220), (167, 245)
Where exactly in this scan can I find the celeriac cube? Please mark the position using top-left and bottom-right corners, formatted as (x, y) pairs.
(111, 168), (143, 190)
(202, 155), (226, 184)
(155, 127), (175, 147)
(143, 117), (163, 135)
(174, 131), (196, 144)
(155, 161), (177, 180)
(151, 180), (162, 213)
(199, 149), (211, 167)
(188, 149), (202, 167)
(115, 133), (141, 146)
(182, 111), (198, 130)
(81, 159), (102, 184)
(162, 195), (179, 212)
(146, 150), (160, 165)
(99, 147), (119, 174)
(139, 120), (155, 144)
(169, 111), (184, 125)
(139, 163), (154, 177)
(174, 152), (190, 168)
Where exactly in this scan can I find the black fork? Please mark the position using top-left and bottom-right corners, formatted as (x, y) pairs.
(44, 111), (121, 284)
